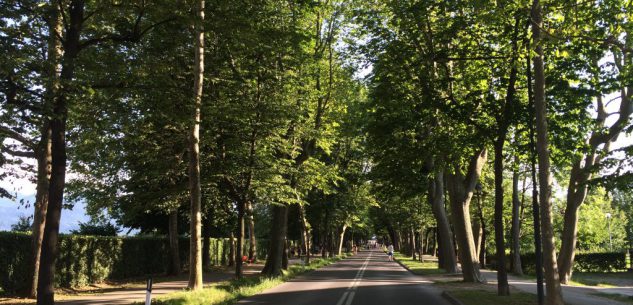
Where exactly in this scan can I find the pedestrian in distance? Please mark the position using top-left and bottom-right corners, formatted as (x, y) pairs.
(387, 244), (394, 261)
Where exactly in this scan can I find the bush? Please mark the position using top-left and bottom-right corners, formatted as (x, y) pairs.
(486, 251), (627, 274)
(573, 252), (627, 272)
(0, 232), (234, 294)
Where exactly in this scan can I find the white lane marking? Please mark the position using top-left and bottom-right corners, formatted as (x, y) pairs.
(336, 251), (372, 305)
(345, 291), (356, 305)
(335, 291), (349, 305)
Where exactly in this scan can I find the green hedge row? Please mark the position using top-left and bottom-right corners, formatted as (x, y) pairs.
(487, 251), (627, 273)
(0, 232), (233, 294)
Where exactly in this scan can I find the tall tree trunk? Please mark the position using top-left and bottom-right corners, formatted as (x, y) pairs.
(492, 16), (520, 294)
(493, 139), (510, 295)
(168, 210), (181, 276)
(511, 169), (523, 275)
(428, 170), (457, 273)
(473, 220), (482, 259)
(282, 239), (289, 269)
(411, 227), (417, 260)
(337, 224), (348, 256)
(419, 228), (425, 261)
(29, 123), (52, 298)
(202, 216), (210, 270)
(531, 1), (565, 303)
(228, 232), (235, 267)
(446, 149), (488, 283)
(187, 0), (205, 291)
(37, 2), (82, 303)
(299, 204), (310, 265)
(247, 201), (257, 263)
(235, 200), (245, 278)
(476, 193), (487, 268)
(29, 8), (60, 297)
(558, 191), (581, 283)
(262, 204), (288, 277)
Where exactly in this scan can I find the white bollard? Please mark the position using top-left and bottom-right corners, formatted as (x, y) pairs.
(145, 277), (153, 305)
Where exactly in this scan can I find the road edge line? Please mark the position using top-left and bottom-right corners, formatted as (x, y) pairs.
(441, 291), (466, 305)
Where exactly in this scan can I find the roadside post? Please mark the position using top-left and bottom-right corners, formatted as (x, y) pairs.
(145, 277), (153, 305)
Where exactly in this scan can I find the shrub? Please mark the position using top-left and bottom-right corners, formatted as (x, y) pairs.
(0, 232), (235, 294)
(486, 251), (627, 274)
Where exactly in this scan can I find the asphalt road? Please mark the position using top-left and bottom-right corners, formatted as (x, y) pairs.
(238, 249), (451, 305)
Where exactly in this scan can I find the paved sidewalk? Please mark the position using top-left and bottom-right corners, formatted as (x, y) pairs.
(57, 263), (268, 305)
(480, 269), (633, 305)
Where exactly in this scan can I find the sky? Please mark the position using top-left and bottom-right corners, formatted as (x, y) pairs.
(0, 192), (89, 232)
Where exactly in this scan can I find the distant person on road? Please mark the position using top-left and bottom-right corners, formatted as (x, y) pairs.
(387, 244), (394, 261)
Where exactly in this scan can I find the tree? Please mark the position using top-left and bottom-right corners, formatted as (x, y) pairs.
(0, 2), (56, 297)
(71, 219), (119, 236)
(11, 215), (33, 232)
(530, 0), (565, 304)
(187, 0), (205, 290)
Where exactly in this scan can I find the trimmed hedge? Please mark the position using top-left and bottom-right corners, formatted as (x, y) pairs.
(0, 232), (232, 294)
(487, 251), (627, 273)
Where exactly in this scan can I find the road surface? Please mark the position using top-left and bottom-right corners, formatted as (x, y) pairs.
(238, 249), (450, 305)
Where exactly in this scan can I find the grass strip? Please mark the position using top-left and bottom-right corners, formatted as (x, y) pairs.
(591, 292), (633, 305)
(143, 256), (343, 305)
(392, 252), (446, 275)
(445, 289), (539, 305)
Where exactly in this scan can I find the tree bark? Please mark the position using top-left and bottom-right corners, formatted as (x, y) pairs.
(299, 204), (311, 264)
(494, 138), (510, 295)
(428, 170), (457, 273)
(228, 232), (235, 267)
(337, 224), (348, 256)
(30, 125), (51, 298)
(419, 228), (425, 260)
(531, 1), (565, 303)
(492, 15), (520, 294)
(511, 169), (523, 275)
(168, 210), (181, 276)
(37, 2), (82, 303)
(476, 194), (487, 268)
(411, 227), (417, 260)
(282, 238), (289, 269)
(187, 0), (205, 291)
(473, 220), (482, 259)
(247, 201), (257, 263)
(29, 7), (60, 297)
(262, 204), (288, 277)
(202, 216), (210, 269)
(445, 149), (488, 283)
(235, 200), (245, 278)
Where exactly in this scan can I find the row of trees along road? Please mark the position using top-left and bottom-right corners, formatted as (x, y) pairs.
(1, 1), (633, 305)
(352, 0), (633, 304)
(0, 1), (371, 304)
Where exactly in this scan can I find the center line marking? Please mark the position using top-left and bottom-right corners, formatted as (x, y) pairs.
(336, 251), (372, 305)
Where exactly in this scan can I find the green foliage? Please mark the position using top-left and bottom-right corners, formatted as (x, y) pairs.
(490, 252), (628, 275)
(9, 215), (32, 232)
(0, 231), (30, 294)
(71, 219), (120, 236)
(0, 232), (231, 293)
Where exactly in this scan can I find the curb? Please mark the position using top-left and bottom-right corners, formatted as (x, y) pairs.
(393, 257), (466, 305)
(393, 257), (416, 274)
(441, 291), (466, 305)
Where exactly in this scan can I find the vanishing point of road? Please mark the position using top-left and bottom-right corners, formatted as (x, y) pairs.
(239, 248), (450, 305)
